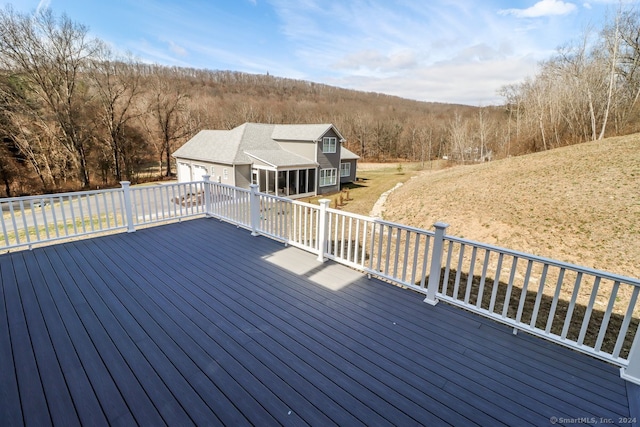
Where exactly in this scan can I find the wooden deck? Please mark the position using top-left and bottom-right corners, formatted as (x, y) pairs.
(0, 218), (636, 426)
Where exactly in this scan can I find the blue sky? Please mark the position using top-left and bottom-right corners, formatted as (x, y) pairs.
(3, 0), (633, 105)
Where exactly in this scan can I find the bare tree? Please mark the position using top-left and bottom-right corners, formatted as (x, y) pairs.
(88, 47), (144, 181)
(145, 69), (192, 177)
(0, 6), (100, 187)
(448, 111), (469, 162)
(598, 9), (621, 140)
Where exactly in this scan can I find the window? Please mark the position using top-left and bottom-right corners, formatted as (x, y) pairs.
(210, 166), (215, 176)
(319, 168), (337, 187)
(223, 168), (229, 180)
(340, 162), (350, 177)
(322, 137), (337, 153)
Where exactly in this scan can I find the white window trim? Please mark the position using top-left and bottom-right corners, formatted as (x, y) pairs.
(319, 168), (337, 187)
(322, 137), (337, 154)
(340, 162), (350, 177)
(223, 168), (229, 180)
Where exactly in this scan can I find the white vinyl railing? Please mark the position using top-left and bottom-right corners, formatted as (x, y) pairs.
(129, 181), (207, 228)
(0, 181), (206, 249)
(2, 177), (640, 384)
(438, 232), (640, 367)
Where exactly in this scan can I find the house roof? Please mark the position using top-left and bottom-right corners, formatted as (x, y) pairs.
(341, 146), (360, 161)
(271, 124), (345, 142)
(172, 123), (350, 167)
(244, 150), (317, 168)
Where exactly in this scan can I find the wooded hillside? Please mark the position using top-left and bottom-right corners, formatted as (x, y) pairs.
(1, 5), (640, 196)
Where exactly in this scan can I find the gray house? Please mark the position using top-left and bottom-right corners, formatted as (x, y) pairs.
(173, 123), (359, 198)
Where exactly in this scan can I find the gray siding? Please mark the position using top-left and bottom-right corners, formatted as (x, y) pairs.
(277, 141), (316, 160)
(340, 159), (358, 184)
(317, 129), (341, 195)
(235, 164), (252, 189)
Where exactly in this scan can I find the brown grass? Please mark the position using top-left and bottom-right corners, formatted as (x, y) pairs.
(302, 161), (447, 214)
(383, 134), (640, 280)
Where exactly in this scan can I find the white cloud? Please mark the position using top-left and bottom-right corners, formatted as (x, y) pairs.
(168, 41), (188, 57)
(36, 0), (51, 13)
(329, 51), (539, 105)
(334, 49), (418, 73)
(499, 0), (578, 18)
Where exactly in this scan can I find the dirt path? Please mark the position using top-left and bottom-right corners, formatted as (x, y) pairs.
(369, 182), (404, 218)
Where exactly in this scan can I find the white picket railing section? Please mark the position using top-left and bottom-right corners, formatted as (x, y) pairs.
(438, 234), (640, 367)
(2, 177), (640, 384)
(0, 181), (206, 249)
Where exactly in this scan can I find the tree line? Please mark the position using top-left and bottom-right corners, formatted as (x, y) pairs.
(1, 5), (639, 197)
(499, 7), (640, 151)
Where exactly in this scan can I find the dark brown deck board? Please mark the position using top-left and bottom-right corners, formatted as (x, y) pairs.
(0, 217), (634, 426)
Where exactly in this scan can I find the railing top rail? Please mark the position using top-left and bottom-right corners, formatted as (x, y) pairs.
(269, 195), (318, 209)
(206, 180), (251, 193)
(1, 187), (123, 203)
(444, 234), (640, 286)
(326, 206), (437, 236)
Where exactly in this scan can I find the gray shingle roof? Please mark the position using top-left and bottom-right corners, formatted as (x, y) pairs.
(341, 146), (360, 160)
(172, 123), (352, 167)
(271, 124), (344, 142)
(244, 150), (317, 168)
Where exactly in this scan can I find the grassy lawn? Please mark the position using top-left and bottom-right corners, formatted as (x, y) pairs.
(300, 161), (439, 216)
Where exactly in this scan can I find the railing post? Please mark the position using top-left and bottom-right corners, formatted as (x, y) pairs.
(202, 175), (212, 217)
(317, 199), (330, 262)
(120, 181), (135, 233)
(250, 184), (260, 236)
(621, 329), (640, 385)
(424, 221), (449, 305)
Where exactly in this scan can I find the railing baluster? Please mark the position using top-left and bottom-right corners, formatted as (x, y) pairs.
(19, 200), (30, 245)
(488, 252), (504, 313)
(546, 268), (566, 334)
(367, 222), (376, 271)
(384, 225), (392, 275)
(442, 242), (454, 296)
(578, 277), (601, 346)
(401, 230), (411, 283)
(476, 250), (491, 309)
(529, 264), (549, 328)
(613, 287), (640, 358)
(360, 220), (368, 267)
(561, 272), (583, 340)
(375, 224), (383, 272)
(411, 233), (421, 286)
(1, 203), (9, 245)
(70, 195), (79, 234)
(594, 281), (620, 352)
(453, 244), (465, 299)
(340, 215), (346, 258)
(7, 202), (18, 245)
(502, 257), (519, 318)
(354, 219), (360, 265)
(464, 246), (478, 304)
(347, 217), (354, 263)
(418, 235), (430, 289)
(58, 196), (68, 236)
(515, 260), (534, 323)
(30, 200), (41, 241)
(392, 227), (401, 279)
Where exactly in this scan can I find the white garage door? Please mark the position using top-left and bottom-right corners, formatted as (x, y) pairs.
(178, 162), (192, 183)
(192, 164), (208, 182)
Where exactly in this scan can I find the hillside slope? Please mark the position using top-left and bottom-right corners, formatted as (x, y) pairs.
(383, 134), (640, 279)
